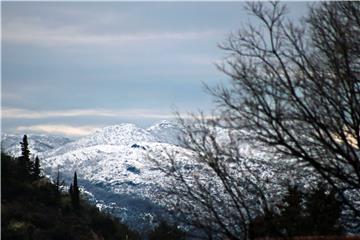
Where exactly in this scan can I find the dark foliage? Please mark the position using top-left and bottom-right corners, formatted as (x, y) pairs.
(32, 156), (42, 180)
(278, 185), (304, 237)
(1, 152), (140, 240)
(148, 221), (186, 240)
(55, 167), (64, 198)
(18, 135), (32, 180)
(69, 171), (80, 210)
(250, 183), (343, 239)
(20, 135), (30, 162)
(302, 184), (343, 236)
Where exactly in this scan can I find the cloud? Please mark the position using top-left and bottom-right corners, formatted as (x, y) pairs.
(1, 107), (176, 119)
(1, 107), (216, 122)
(3, 108), (217, 136)
(3, 20), (222, 46)
(15, 124), (100, 136)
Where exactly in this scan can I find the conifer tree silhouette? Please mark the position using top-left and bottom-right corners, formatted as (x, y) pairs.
(18, 135), (32, 179)
(32, 156), (41, 180)
(69, 171), (80, 210)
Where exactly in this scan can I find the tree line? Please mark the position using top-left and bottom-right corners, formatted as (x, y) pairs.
(16, 134), (81, 210)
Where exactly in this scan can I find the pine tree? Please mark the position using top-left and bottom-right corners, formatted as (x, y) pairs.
(73, 171), (80, 209)
(69, 171), (80, 210)
(249, 183), (344, 238)
(32, 156), (41, 180)
(249, 208), (282, 239)
(278, 185), (304, 237)
(55, 167), (62, 195)
(20, 135), (30, 161)
(302, 184), (343, 235)
(69, 184), (73, 197)
(18, 135), (32, 179)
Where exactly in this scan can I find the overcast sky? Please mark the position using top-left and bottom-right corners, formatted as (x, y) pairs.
(1, 2), (309, 137)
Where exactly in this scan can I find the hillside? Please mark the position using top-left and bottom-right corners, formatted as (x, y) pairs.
(1, 121), (190, 231)
(2, 121), (357, 236)
(0, 121), (308, 231)
(1, 134), (72, 157)
(1, 152), (141, 240)
(1, 152), (186, 240)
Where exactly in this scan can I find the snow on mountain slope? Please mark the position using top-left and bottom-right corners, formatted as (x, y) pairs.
(0, 121), (285, 231)
(147, 120), (184, 146)
(36, 123), (192, 230)
(45, 124), (160, 157)
(43, 142), (191, 197)
(3, 121), (357, 233)
(1, 122), (269, 227)
(39, 121), (192, 200)
(1, 133), (72, 157)
(0, 121), (189, 230)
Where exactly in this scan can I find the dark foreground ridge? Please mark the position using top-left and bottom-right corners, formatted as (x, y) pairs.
(1, 144), (185, 240)
(1, 152), (141, 240)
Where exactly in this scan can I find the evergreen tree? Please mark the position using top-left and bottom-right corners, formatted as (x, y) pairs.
(249, 209), (279, 239)
(69, 184), (73, 197)
(18, 135), (32, 179)
(32, 156), (41, 180)
(20, 135), (30, 161)
(69, 171), (80, 210)
(277, 185), (304, 237)
(55, 167), (64, 195)
(302, 184), (343, 235)
(73, 171), (80, 209)
(249, 183), (344, 238)
(148, 221), (186, 240)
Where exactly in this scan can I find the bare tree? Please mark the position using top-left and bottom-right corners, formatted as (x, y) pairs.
(215, 1), (360, 217)
(152, 2), (360, 239)
(151, 115), (284, 239)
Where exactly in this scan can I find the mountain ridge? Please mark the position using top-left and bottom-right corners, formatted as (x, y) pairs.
(1, 120), (188, 230)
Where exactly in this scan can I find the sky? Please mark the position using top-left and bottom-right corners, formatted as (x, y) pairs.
(1, 2), (309, 137)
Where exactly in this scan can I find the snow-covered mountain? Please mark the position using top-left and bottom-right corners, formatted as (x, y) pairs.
(2, 121), (358, 234)
(0, 121), (315, 232)
(45, 123), (160, 156)
(2, 121), (277, 231)
(1, 121), (189, 231)
(147, 120), (184, 146)
(1, 133), (72, 157)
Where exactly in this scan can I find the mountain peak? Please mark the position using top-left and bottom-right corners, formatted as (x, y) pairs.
(74, 123), (158, 148)
(101, 123), (138, 130)
(147, 120), (183, 146)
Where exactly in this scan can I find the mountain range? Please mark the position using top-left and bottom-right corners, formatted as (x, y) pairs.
(1, 121), (194, 231)
(0, 120), (325, 232)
